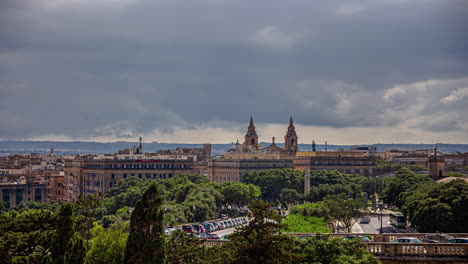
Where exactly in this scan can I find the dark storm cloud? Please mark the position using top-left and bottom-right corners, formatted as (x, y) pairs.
(1, 0), (468, 140)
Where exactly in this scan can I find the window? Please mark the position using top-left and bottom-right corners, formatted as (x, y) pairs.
(111, 174), (115, 179)
(153, 173), (157, 179)
(123, 174), (127, 178)
(138, 174), (142, 179)
(131, 174), (134, 177)
(146, 174), (150, 179)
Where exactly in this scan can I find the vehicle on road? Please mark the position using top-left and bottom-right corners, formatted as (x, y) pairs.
(389, 213), (407, 228)
(422, 234), (454, 243)
(202, 223), (213, 233)
(192, 224), (205, 234)
(446, 238), (468, 243)
(359, 215), (371, 224)
(392, 237), (421, 243)
(182, 224), (194, 233)
(164, 227), (176, 235)
(342, 235), (372, 242)
(207, 233), (220, 240)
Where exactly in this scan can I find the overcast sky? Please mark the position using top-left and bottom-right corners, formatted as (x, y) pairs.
(1, 0), (467, 144)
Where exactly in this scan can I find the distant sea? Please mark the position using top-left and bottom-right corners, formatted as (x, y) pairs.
(0, 141), (467, 156)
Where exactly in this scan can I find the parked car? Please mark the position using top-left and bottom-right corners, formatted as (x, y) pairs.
(182, 224), (193, 233)
(342, 235), (372, 242)
(202, 223), (213, 233)
(446, 238), (468, 243)
(392, 237), (421, 243)
(217, 222), (224, 230)
(208, 222), (217, 231)
(422, 234), (454, 243)
(198, 233), (209, 239)
(164, 227), (176, 235)
(192, 224), (205, 234)
(359, 216), (371, 224)
(206, 233), (220, 240)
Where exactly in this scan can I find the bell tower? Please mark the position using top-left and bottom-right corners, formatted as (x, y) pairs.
(244, 115), (259, 149)
(428, 146), (445, 180)
(284, 116), (298, 152)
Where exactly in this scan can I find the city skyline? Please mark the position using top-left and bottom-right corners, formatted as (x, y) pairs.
(1, 0), (467, 144)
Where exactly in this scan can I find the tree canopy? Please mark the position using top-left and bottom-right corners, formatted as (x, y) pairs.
(242, 168), (304, 201)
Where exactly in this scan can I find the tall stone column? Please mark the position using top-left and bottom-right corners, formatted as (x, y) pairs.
(304, 167), (311, 197)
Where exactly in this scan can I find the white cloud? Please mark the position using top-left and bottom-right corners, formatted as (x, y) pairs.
(252, 26), (296, 49)
(336, 5), (365, 15)
(440, 87), (468, 104)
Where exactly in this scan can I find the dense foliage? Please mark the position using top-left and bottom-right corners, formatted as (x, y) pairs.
(403, 179), (468, 232)
(242, 168), (304, 201)
(125, 183), (166, 264)
(97, 174), (259, 226)
(0, 204), (85, 264)
(282, 214), (330, 233)
(381, 168), (432, 207)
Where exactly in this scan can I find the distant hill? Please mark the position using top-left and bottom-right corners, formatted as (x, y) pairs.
(0, 141), (467, 156)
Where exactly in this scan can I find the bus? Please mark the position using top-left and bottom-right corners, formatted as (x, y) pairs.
(389, 213), (407, 228)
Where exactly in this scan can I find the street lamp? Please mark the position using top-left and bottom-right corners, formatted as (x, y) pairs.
(192, 204), (196, 223)
(378, 203), (384, 234)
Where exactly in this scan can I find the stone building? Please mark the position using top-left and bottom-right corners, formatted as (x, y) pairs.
(428, 149), (445, 180)
(63, 155), (193, 201)
(207, 154), (293, 183)
(294, 156), (377, 176)
(0, 176), (46, 209)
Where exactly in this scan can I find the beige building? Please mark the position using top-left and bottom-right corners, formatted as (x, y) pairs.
(207, 157), (293, 183)
(294, 156), (377, 176)
(0, 176), (46, 209)
(64, 156), (194, 201)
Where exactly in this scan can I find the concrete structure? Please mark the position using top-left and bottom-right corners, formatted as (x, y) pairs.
(64, 156), (193, 201)
(304, 168), (311, 196)
(0, 176), (46, 209)
(294, 155), (377, 176)
(204, 233), (468, 263)
(428, 149), (445, 180)
(283, 116), (298, 153)
(243, 116), (259, 149)
(207, 156), (293, 183)
(393, 154), (429, 167)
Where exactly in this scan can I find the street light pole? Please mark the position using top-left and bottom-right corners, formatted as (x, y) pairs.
(379, 203), (383, 234)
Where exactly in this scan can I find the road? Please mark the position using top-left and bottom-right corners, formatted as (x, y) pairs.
(356, 216), (410, 234)
(213, 216), (412, 236)
(213, 226), (241, 237)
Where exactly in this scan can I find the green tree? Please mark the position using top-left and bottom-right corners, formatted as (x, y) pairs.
(382, 168), (432, 207)
(86, 223), (127, 264)
(220, 182), (261, 207)
(243, 168), (304, 201)
(280, 188), (303, 203)
(124, 183), (166, 264)
(323, 194), (367, 233)
(166, 230), (206, 264)
(50, 204), (85, 264)
(403, 179), (468, 232)
(298, 234), (380, 264)
(76, 194), (102, 248)
(226, 200), (300, 264)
